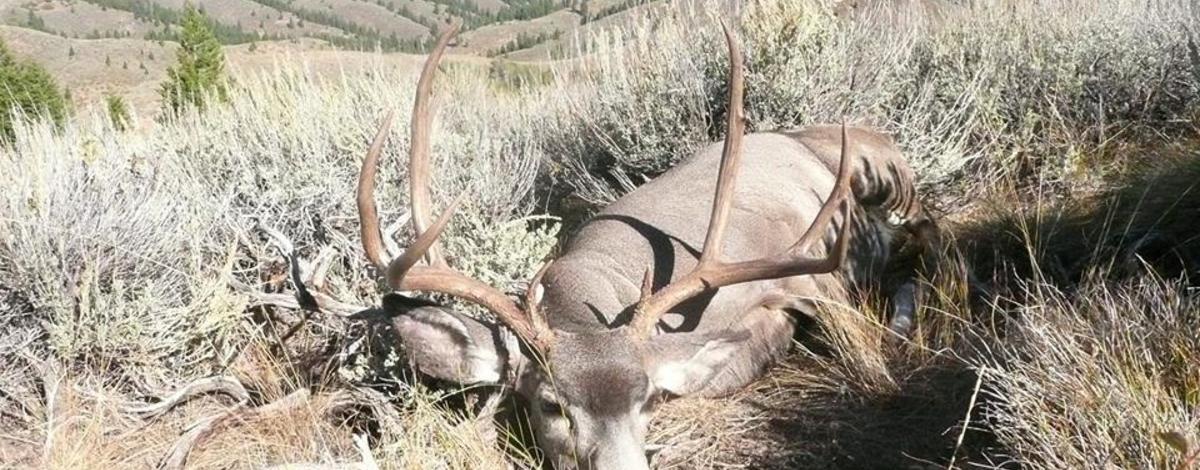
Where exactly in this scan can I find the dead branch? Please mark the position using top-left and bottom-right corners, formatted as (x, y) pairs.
(260, 434), (379, 470)
(239, 285), (368, 317)
(158, 388), (312, 470)
(158, 404), (245, 470)
(126, 376), (250, 420)
(239, 225), (370, 317)
(382, 212), (411, 261)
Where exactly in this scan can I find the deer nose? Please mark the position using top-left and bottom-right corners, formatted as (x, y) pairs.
(582, 423), (650, 470)
(584, 455), (650, 470)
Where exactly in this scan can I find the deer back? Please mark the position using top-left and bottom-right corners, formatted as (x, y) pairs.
(540, 131), (862, 335)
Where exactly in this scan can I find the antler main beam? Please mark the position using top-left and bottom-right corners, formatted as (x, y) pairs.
(408, 24), (457, 267)
(354, 22), (555, 353)
(698, 23), (747, 269)
(629, 24), (856, 337)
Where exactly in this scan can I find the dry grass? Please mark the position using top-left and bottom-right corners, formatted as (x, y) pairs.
(0, 333), (527, 469)
(1, 0), (1198, 468)
(984, 276), (1200, 469)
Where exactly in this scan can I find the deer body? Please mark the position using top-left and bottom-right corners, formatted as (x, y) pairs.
(547, 132), (845, 333)
(547, 127), (922, 332)
(537, 127), (926, 394)
(340, 23), (934, 470)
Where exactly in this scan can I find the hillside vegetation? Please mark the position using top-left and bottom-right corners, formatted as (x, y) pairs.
(3, 0), (655, 53)
(0, 0), (1198, 468)
(0, 0), (662, 121)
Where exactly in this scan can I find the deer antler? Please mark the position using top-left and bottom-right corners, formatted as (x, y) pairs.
(407, 23), (453, 268)
(628, 23), (856, 337)
(357, 110), (395, 270)
(356, 22), (556, 353)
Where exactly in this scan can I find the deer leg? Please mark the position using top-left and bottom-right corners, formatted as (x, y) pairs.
(888, 281), (917, 336)
(886, 213), (939, 338)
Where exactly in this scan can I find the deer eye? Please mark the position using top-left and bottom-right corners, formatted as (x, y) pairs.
(539, 399), (564, 416)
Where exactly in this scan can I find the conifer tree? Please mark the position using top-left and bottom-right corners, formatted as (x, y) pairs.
(159, 6), (228, 116)
(0, 39), (67, 140)
(106, 95), (131, 131)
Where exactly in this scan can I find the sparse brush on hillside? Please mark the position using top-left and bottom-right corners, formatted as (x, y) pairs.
(0, 0), (1197, 468)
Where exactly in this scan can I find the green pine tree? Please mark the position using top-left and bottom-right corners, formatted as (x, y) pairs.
(159, 6), (228, 117)
(0, 39), (68, 141)
(25, 10), (46, 31)
(105, 95), (131, 131)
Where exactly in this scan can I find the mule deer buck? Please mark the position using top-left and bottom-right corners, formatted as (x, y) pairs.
(296, 22), (934, 470)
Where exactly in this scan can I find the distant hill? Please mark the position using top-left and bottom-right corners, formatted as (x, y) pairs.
(2, 0), (655, 54)
(0, 0), (662, 122)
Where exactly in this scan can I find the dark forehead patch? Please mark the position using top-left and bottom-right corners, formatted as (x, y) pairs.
(582, 365), (647, 417)
(547, 329), (648, 417)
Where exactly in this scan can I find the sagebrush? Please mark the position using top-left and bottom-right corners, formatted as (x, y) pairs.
(0, 0), (1197, 468)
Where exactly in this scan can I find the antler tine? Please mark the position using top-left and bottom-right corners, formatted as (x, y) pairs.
(357, 110), (396, 271)
(628, 22), (745, 336)
(409, 21), (460, 268)
(639, 268), (654, 303)
(525, 260), (555, 337)
(525, 260), (553, 311)
(384, 193), (552, 350)
(790, 122), (854, 254)
(698, 21), (746, 269)
(362, 22), (554, 353)
(629, 26), (856, 337)
(386, 193), (465, 284)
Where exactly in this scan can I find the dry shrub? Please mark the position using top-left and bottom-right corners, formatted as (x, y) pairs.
(1, 330), (534, 469)
(984, 276), (1200, 469)
(546, 0), (1200, 206)
(1, 0), (1198, 468)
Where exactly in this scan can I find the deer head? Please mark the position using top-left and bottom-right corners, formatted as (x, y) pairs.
(355, 22), (854, 470)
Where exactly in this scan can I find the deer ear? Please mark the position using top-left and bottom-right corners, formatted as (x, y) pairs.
(385, 294), (523, 386)
(646, 329), (751, 397)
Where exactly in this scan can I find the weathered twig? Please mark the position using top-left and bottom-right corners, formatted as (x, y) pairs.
(239, 285), (368, 317)
(946, 367), (986, 470)
(158, 404), (245, 470)
(354, 433), (381, 470)
(127, 376), (250, 420)
(309, 245), (338, 291)
(245, 226), (369, 317)
(262, 225), (321, 311)
(158, 388), (312, 470)
(40, 364), (61, 465)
